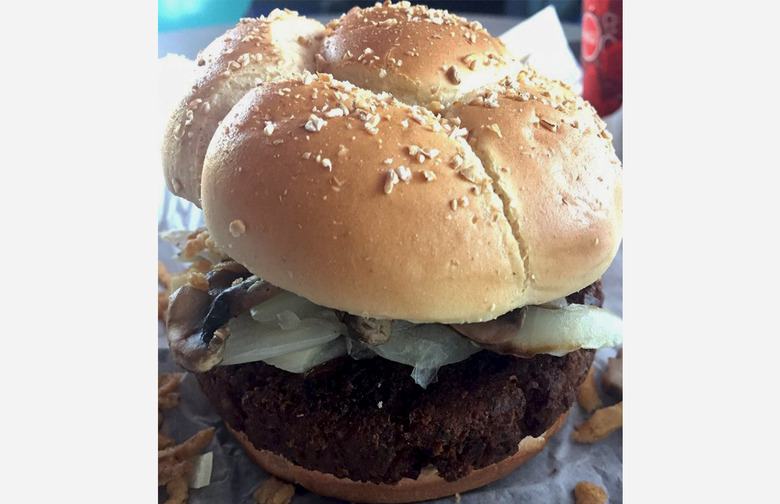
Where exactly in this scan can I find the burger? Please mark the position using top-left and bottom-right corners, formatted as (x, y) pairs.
(161, 2), (623, 502)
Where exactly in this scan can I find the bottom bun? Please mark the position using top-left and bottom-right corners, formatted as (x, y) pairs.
(228, 412), (568, 503)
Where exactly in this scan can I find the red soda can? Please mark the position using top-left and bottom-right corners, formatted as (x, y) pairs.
(581, 0), (623, 117)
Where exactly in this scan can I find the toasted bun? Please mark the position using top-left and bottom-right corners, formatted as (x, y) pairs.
(167, 2), (623, 323)
(448, 70), (623, 302)
(200, 70), (621, 322)
(201, 73), (524, 323)
(317, 1), (519, 107)
(162, 9), (324, 206)
(228, 412), (567, 503)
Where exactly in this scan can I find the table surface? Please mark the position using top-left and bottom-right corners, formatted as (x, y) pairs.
(158, 13), (582, 60)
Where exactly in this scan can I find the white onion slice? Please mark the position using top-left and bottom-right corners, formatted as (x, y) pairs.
(351, 322), (482, 388)
(221, 313), (346, 366)
(276, 310), (301, 330)
(188, 452), (213, 489)
(264, 337), (348, 373)
(250, 291), (324, 322)
(489, 304), (622, 357)
(216, 283), (621, 386)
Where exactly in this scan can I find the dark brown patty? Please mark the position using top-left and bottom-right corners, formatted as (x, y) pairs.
(197, 348), (594, 485)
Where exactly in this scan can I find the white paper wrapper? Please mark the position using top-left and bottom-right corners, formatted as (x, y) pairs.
(158, 7), (623, 503)
(500, 6), (583, 92)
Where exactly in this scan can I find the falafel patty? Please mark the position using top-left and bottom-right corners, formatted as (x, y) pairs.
(197, 348), (595, 484)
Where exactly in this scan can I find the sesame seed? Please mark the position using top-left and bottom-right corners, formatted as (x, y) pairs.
(540, 118), (558, 132)
(451, 154), (464, 169)
(484, 94), (500, 108)
(423, 170), (437, 182)
(449, 126), (468, 138)
(304, 114), (327, 132)
(487, 123), (503, 138)
(229, 219), (246, 237)
(462, 53), (478, 70)
(397, 165), (412, 182)
(458, 166), (480, 183)
(263, 121), (275, 136)
(384, 169), (399, 194)
(445, 66), (461, 84)
(322, 158), (333, 171)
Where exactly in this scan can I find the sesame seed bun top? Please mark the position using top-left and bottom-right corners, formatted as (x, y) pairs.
(448, 69), (623, 303)
(163, 1), (623, 323)
(316, 1), (519, 107)
(162, 9), (324, 206)
(201, 73), (525, 323)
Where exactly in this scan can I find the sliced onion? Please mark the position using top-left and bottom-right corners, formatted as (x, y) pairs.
(221, 313), (346, 366)
(486, 304), (623, 357)
(276, 310), (301, 330)
(351, 322), (482, 388)
(188, 452), (213, 489)
(264, 337), (348, 373)
(250, 291), (323, 322)
(216, 280), (621, 386)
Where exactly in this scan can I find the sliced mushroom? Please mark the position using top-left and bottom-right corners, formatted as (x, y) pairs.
(166, 262), (281, 372)
(338, 313), (393, 346)
(167, 285), (218, 372)
(450, 307), (527, 345)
